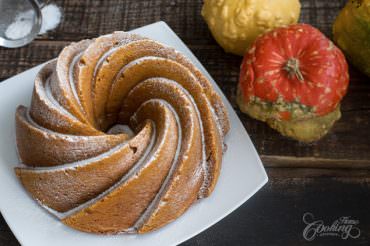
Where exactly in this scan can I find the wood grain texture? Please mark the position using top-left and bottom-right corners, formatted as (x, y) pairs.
(0, 215), (18, 246)
(0, 0), (369, 245)
(182, 168), (370, 246)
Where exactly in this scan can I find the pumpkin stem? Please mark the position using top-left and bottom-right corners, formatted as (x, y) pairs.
(284, 58), (304, 81)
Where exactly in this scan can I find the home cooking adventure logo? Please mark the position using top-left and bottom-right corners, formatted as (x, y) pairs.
(302, 212), (361, 241)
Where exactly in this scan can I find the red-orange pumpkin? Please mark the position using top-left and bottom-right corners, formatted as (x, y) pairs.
(237, 24), (349, 141)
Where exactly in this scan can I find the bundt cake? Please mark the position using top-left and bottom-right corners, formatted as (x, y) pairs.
(14, 31), (230, 234)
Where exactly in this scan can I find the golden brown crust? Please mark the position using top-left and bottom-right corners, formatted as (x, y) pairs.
(15, 32), (229, 234)
(75, 32), (146, 127)
(52, 40), (92, 123)
(109, 58), (223, 197)
(63, 101), (180, 233)
(15, 122), (152, 212)
(30, 60), (101, 135)
(120, 79), (205, 233)
(16, 106), (128, 166)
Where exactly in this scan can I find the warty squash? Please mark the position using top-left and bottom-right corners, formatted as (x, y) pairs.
(238, 24), (349, 142)
(202, 0), (301, 56)
(333, 0), (370, 77)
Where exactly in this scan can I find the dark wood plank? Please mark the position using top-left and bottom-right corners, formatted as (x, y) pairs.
(36, 0), (214, 44)
(181, 167), (370, 246)
(0, 215), (19, 246)
(262, 155), (370, 169)
(266, 167), (370, 178)
(0, 41), (68, 80)
(35, 0), (347, 42)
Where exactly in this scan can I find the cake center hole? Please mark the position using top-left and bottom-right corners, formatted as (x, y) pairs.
(106, 124), (134, 137)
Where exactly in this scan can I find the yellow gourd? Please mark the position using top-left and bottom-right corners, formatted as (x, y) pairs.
(333, 0), (370, 77)
(201, 0), (301, 56)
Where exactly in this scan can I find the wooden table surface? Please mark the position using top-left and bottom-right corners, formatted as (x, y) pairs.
(1, 0), (369, 245)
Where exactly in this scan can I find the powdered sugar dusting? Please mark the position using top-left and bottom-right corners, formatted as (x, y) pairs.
(16, 31), (230, 234)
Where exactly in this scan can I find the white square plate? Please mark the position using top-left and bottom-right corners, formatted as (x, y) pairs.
(0, 21), (268, 246)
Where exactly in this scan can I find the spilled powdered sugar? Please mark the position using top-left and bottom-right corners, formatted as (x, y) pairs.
(5, 4), (62, 40)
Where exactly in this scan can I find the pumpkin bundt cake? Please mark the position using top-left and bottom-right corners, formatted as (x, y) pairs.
(14, 32), (230, 234)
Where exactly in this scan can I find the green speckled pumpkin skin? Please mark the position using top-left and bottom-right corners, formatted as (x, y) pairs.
(237, 24), (349, 142)
(333, 0), (370, 77)
(237, 88), (341, 142)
